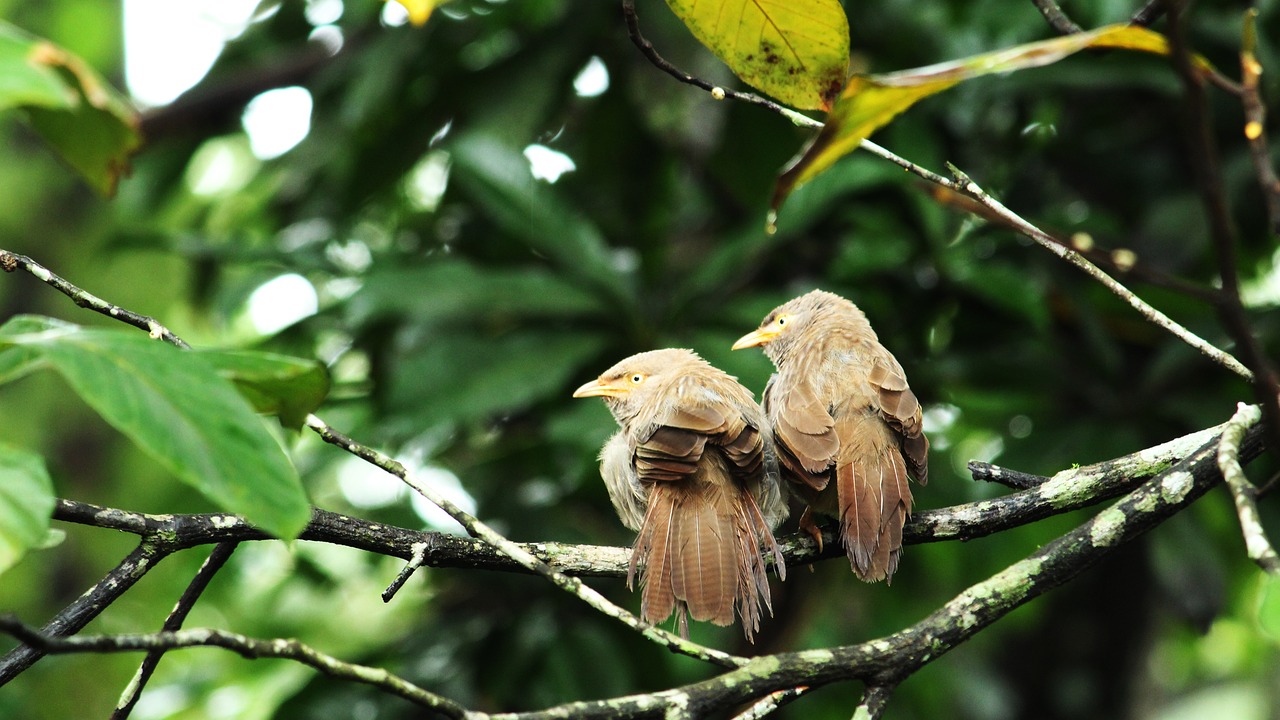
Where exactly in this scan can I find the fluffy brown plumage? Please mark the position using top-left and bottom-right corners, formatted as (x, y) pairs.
(733, 290), (928, 582)
(573, 348), (787, 640)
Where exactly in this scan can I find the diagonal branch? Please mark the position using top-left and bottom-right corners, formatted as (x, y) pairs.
(482, 415), (1265, 719)
(944, 165), (1253, 381)
(1166, 1), (1280, 461)
(112, 542), (240, 720)
(1029, 0), (1083, 35)
(304, 414), (747, 669)
(1219, 403), (1280, 574)
(0, 538), (176, 684)
(0, 250), (188, 349)
(615, 15), (1253, 383)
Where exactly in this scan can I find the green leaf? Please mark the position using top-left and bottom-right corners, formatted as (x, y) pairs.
(0, 21), (141, 196)
(0, 444), (55, 576)
(1258, 573), (1280, 644)
(0, 319), (310, 539)
(348, 258), (604, 326)
(195, 350), (330, 430)
(665, 0), (849, 110)
(446, 133), (630, 302)
(392, 329), (607, 427)
(772, 24), (1214, 215)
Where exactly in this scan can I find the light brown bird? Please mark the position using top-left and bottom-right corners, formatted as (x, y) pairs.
(733, 290), (928, 582)
(572, 348), (787, 641)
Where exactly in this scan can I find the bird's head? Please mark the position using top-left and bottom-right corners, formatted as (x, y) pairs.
(572, 348), (701, 420)
(732, 289), (854, 361)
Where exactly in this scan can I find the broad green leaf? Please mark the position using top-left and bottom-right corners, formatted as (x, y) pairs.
(0, 444), (55, 576)
(0, 319), (310, 539)
(348, 258), (604, 326)
(1259, 573), (1280, 644)
(666, 0), (849, 111)
(392, 329), (607, 427)
(0, 345), (43, 385)
(447, 133), (631, 302)
(196, 350), (330, 430)
(772, 24), (1214, 215)
(0, 21), (141, 196)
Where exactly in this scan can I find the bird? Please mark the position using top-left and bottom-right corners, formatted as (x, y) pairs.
(572, 348), (787, 641)
(732, 289), (928, 582)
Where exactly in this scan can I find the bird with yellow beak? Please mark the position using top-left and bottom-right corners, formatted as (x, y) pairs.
(573, 348), (787, 641)
(734, 290), (929, 582)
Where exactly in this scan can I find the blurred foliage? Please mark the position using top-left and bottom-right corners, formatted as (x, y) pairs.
(0, 0), (1279, 718)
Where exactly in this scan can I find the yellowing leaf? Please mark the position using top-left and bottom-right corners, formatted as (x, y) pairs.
(390, 0), (443, 26)
(666, 0), (850, 111)
(0, 21), (140, 197)
(771, 24), (1214, 215)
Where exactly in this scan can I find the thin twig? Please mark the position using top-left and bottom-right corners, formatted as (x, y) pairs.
(304, 414), (747, 669)
(1131, 0), (1166, 26)
(0, 616), (470, 718)
(0, 249), (189, 349)
(731, 686), (812, 719)
(944, 164), (1253, 381)
(1238, 10), (1280, 236)
(113, 542), (239, 719)
(853, 685), (896, 720)
(968, 461), (1050, 489)
(1029, 0), (1083, 34)
(1218, 403), (1280, 574)
(383, 541), (430, 602)
(0, 539), (176, 684)
(1167, 1), (1280, 459)
(925, 183), (1221, 303)
(620, 0), (822, 129)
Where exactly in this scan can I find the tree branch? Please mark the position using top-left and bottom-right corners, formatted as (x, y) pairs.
(0, 616), (469, 719)
(944, 165), (1253, 381)
(1238, 10), (1280, 236)
(615, 15), (1252, 383)
(40, 415), (1242, 580)
(303, 414), (747, 668)
(0, 538), (176, 684)
(1166, 0), (1280, 463)
(1219, 403), (1280, 574)
(112, 542), (239, 720)
(478, 416), (1264, 718)
(0, 250), (188, 348)
(1029, 0), (1083, 35)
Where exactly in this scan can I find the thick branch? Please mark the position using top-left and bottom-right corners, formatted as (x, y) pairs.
(44, 416), (1240, 577)
(482, 416), (1265, 719)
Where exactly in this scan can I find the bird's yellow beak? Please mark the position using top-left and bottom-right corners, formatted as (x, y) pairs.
(572, 379), (628, 399)
(731, 328), (779, 350)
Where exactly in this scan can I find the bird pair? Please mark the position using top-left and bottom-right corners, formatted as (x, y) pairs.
(573, 290), (930, 642)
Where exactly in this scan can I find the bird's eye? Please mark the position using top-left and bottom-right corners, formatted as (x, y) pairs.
(776, 316), (787, 327)
(630, 373), (644, 384)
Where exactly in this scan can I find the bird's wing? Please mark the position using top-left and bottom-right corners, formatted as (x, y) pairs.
(632, 395), (725, 483)
(634, 379), (768, 485)
(763, 374), (839, 490)
(867, 355), (929, 485)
